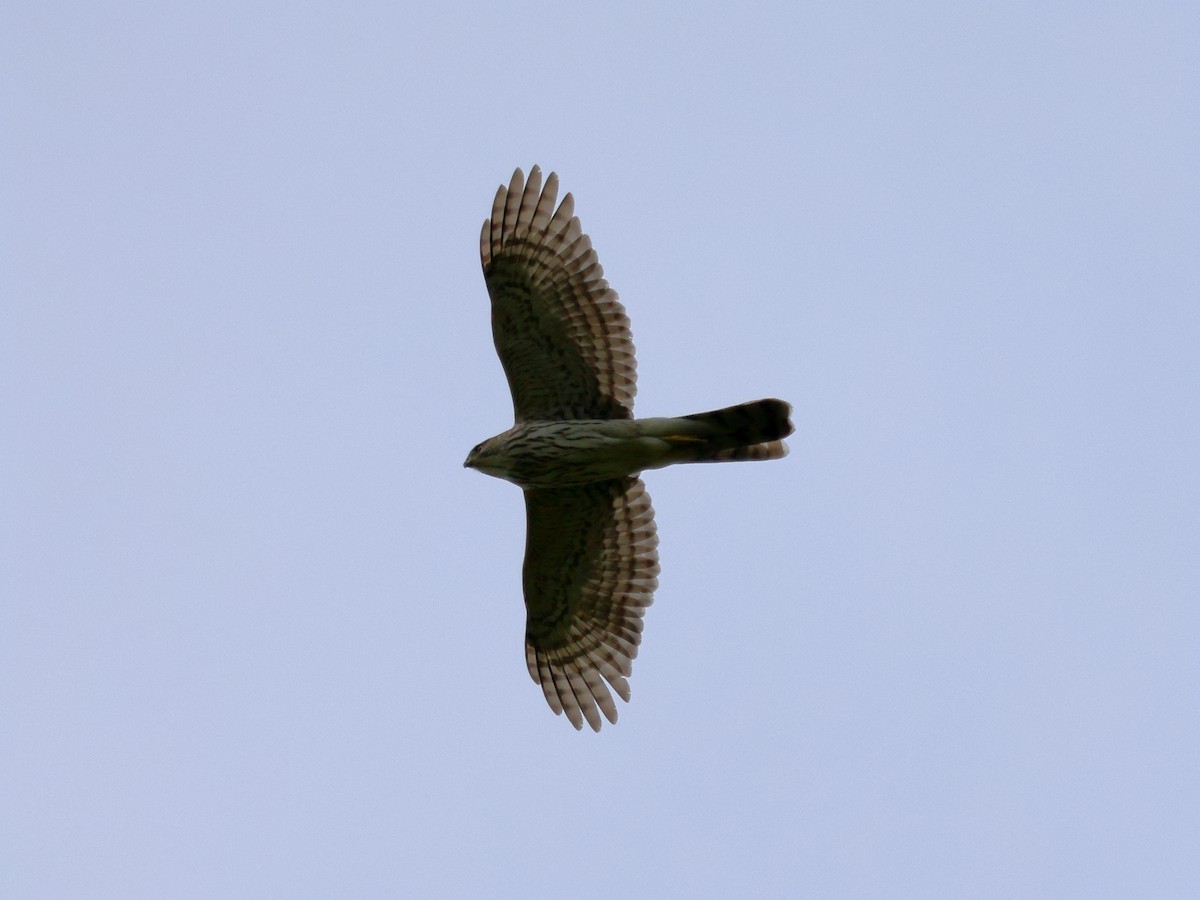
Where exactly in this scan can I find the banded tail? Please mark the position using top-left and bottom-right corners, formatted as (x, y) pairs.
(669, 398), (794, 463)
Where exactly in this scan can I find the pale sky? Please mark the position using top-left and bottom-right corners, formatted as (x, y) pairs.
(3, 3), (1198, 897)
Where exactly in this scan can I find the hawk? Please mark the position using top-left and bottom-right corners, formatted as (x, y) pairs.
(465, 166), (793, 731)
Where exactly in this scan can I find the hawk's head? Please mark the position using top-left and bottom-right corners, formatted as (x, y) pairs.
(463, 433), (518, 483)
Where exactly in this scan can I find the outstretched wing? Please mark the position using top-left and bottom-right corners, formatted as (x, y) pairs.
(481, 166), (637, 422)
(522, 477), (659, 731)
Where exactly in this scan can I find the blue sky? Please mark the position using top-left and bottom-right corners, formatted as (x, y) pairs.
(3, 3), (1197, 897)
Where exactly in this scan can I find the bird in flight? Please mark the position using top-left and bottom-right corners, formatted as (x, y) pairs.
(465, 166), (793, 731)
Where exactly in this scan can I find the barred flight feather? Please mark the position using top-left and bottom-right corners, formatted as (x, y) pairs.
(521, 478), (658, 731)
(482, 166), (637, 422)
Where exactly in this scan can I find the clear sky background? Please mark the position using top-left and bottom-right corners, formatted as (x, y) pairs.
(3, 3), (1197, 897)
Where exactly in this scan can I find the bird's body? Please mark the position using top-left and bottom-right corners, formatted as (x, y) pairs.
(466, 166), (793, 731)
(467, 400), (792, 488)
